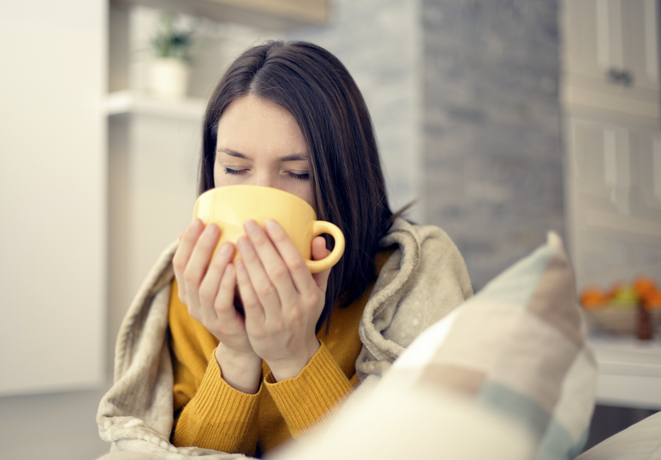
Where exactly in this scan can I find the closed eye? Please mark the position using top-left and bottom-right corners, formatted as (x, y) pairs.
(224, 167), (246, 176)
(288, 171), (310, 180)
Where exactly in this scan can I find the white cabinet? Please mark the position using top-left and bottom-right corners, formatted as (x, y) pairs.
(562, 1), (661, 412)
(561, 0), (661, 292)
(562, 0), (660, 119)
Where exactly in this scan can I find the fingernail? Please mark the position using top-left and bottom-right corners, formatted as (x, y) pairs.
(264, 219), (279, 233)
(237, 236), (250, 251)
(244, 220), (260, 234)
(205, 223), (219, 237)
(219, 242), (232, 256)
(191, 218), (203, 231)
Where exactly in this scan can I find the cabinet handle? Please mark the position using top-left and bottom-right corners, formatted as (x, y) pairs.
(607, 68), (634, 87)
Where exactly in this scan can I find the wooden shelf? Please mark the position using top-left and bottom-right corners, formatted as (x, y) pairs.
(106, 90), (207, 121)
(111, 0), (328, 31)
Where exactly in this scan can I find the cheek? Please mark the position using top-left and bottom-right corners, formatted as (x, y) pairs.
(213, 162), (235, 187)
(282, 181), (314, 211)
(299, 183), (316, 212)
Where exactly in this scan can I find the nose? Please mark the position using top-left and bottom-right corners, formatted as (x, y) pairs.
(252, 172), (276, 189)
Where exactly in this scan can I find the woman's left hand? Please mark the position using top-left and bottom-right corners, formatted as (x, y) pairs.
(235, 219), (331, 382)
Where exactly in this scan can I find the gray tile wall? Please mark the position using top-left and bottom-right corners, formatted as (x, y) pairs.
(422, 0), (563, 290)
(291, 0), (564, 291)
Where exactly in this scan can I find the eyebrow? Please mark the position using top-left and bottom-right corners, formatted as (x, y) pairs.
(217, 148), (309, 163)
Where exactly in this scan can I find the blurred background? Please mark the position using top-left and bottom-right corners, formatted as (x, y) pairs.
(1, 0), (660, 458)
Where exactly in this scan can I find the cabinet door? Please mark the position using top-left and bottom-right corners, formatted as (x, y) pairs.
(564, 0), (658, 90)
(566, 116), (661, 288)
(562, 0), (660, 118)
(0, 1), (106, 395)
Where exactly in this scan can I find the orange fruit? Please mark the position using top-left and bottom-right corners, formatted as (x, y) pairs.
(634, 275), (658, 298)
(644, 292), (661, 311)
(580, 286), (607, 309)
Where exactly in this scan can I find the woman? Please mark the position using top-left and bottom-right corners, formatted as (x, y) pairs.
(97, 41), (472, 459)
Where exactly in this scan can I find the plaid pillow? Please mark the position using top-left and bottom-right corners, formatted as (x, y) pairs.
(381, 231), (597, 460)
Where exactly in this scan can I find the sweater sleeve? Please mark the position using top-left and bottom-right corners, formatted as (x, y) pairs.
(169, 278), (262, 456)
(264, 341), (354, 437)
(172, 349), (262, 456)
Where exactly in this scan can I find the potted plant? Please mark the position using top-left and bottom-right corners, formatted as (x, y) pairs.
(148, 12), (195, 100)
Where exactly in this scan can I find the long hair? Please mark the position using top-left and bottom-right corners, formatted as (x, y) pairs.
(200, 41), (394, 332)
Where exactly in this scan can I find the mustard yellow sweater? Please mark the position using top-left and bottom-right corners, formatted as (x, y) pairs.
(168, 249), (393, 456)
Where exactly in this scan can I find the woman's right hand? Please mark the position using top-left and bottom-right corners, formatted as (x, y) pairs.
(172, 218), (262, 394)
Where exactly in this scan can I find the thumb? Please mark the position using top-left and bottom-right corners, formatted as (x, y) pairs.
(311, 236), (331, 291)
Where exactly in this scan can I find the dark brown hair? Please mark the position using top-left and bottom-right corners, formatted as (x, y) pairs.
(200, 41), (394, 331)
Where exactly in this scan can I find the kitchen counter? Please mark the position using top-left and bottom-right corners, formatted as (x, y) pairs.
(589, 333), (661, 410)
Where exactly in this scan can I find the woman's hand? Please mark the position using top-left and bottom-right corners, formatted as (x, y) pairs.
(236, 219), (331, 382)
(172, 219), (262, 393)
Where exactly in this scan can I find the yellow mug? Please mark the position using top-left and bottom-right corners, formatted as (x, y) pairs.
(193, 185), (345, 274)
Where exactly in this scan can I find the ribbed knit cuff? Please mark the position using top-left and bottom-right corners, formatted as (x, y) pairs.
(264, 341), (353, 437)
(172, 350), (262, 453)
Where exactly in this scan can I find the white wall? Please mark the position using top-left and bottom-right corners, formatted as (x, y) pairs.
(0, 1), (109, 458)
(0, 1), (107, 395)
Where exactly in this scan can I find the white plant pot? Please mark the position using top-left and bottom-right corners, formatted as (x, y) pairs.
(148, 58), (189, 100)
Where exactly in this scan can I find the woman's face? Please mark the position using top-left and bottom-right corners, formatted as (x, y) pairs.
(214, 95), (314, 209)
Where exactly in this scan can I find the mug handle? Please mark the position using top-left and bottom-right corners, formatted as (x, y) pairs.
(306, 221), (346, 274)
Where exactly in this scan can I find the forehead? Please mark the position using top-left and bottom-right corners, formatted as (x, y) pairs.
(216, 95), (308, 158)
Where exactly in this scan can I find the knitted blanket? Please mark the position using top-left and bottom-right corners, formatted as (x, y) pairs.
(96, 218), (472, 459)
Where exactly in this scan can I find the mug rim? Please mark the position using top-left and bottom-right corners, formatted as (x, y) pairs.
(199, 184), (314, 213)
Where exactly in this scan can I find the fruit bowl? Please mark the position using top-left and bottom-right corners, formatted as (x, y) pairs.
(580, 276), (661, 335)
(582, 304), (661, 335)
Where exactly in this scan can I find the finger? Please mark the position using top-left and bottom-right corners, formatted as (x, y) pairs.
(264, 219), (318, 297)
(172, 218), (205, 298)
(311, 236), (331, 292)
(198, 242), (235, 315)
(244, 219), (298, 305)
(235, 257), (265, 325)
(173, 219), (204, 273)
(214, 264), (243, 326)
(237, 230), (283, 316)
(182, 223), (220, 290)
